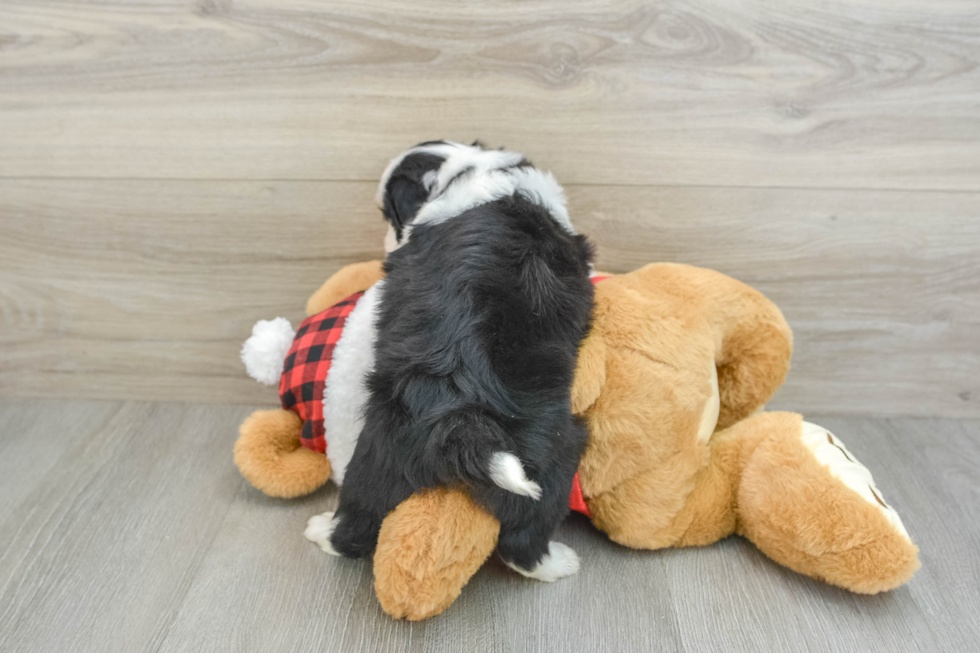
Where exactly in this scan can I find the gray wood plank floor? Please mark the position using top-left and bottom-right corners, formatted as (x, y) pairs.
(0, 398), (977, 653)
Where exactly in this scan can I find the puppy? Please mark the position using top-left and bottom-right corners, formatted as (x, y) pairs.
(308, 141), (594, 580)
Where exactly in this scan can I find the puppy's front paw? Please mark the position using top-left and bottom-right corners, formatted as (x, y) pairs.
(304, 511), (341, 556)
(504, 541), (580, 582)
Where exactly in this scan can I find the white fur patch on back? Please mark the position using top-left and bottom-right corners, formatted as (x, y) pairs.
(507, 167), (574, 235)
(489, 452), (542, 500)
(799, 421), (911, 541)
(503, 541), (580, 582)
(240, 317), (295, 386)
(415, 165), (575, 235)
(321, 281), (384, 485)
(430, 147), (524, 197)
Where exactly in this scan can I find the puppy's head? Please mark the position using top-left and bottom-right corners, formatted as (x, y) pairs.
(378, 140), (533, 251)
(376, 140), (454, 252)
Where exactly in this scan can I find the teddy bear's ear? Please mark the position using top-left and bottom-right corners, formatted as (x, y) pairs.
(572, 327), (607, 415)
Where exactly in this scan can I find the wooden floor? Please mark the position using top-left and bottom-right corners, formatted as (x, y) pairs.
(0, 397), (976, 653)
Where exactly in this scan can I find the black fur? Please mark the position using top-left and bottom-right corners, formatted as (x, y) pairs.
(330, 147), (594, 571)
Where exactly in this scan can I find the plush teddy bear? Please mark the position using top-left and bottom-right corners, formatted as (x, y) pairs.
(236, 260), (384, 498)
(236, 259), (919, 621)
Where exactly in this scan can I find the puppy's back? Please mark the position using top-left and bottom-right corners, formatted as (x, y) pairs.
(379, 194), (592, 394)
(368, 194), (593, 488)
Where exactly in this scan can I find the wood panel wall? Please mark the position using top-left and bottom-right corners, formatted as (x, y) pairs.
(1, 0), (978, 416)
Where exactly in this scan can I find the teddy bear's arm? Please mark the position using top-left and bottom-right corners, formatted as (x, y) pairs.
(705, 275), (793, 429)
(306, 260), (385, 316)
(629, 263), (793, 429)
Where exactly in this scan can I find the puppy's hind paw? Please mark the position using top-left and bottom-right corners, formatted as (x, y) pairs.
(304, 511), (341, 556)
(504, 541), (580, 582)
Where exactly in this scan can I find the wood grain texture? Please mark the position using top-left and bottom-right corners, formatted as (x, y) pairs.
(0, 178), (385, 407)
(0, 399), (978, 652)
(571, 184), (980, 418)
(0, 399), (253, 653)
(0, 399), (121, 525)
(0, 0), (978, 189)
(1, 179), (977, 416)
(0, 0), (978, 415)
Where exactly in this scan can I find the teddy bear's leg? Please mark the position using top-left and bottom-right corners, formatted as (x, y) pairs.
(305, 260), (384, 316)
(732, 412), (920, 593)
(654, 412), (820, 550)
(654, 412), (918, 592)
(234, 409), (332, 498)
(371, 446), (586, 620)
(589, 411), (919, 594)
(585, 412), (767, 551)
(373, 487), (500, 621)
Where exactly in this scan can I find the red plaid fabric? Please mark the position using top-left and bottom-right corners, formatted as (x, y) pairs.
(279, 291), (365, 454)
(569, 473), (591, 518)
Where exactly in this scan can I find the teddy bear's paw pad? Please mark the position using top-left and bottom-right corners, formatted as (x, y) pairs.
(505, 542), (580, 582)
(304, 511), (341, 556)
(799, 421), (911, 542)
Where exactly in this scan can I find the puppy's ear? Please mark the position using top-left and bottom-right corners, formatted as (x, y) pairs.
(383, 175), (429, 236)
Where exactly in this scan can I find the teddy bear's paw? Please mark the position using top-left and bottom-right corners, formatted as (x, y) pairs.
(504, 542), (580, 582)
(799, 421), (911, 541)
(304, 511), (341, 556)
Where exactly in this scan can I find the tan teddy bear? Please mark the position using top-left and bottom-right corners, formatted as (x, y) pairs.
(235, 260), (919, 621)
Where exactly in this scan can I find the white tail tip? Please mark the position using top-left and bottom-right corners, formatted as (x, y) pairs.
(489, 452), (542, 500)
(241, 317), (295, 385)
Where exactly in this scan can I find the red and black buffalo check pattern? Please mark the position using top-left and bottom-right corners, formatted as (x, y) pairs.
(279, 291), (365, 454)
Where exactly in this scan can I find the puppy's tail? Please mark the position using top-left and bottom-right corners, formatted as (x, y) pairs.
(487, 451), (542, 500)
(241, 317), (295, 385)
(430, 409), (542, 500)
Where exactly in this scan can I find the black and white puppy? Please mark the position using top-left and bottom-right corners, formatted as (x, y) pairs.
(306, 141), (594, 580)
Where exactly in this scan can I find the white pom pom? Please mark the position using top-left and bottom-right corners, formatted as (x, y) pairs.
(241, 317), (295, 385)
